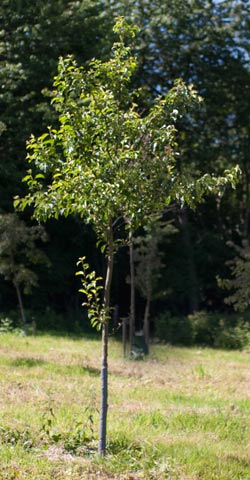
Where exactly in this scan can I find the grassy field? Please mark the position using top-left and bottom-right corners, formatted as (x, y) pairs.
(0, 332), (249, 479)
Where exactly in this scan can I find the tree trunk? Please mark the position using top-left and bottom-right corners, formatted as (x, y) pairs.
(122, 317), (127, 358)
(98, 221), (114, 456)
(142, 237), (156, 353)
(129, 229), (135, 353)
(143, 290), (151, 353)
(14, 281), (27, 329)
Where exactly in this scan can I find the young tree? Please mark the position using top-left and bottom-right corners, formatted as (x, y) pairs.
(0, 213), (48, 327)
(134, 217), (177, 351)
(15, 18), (239, 454)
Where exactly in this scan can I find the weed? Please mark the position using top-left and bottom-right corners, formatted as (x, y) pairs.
(40, 401), (97, 454)
(0, 425), (34, 449)
(63, 408), (96, 454)
(41, 405), (62, 443)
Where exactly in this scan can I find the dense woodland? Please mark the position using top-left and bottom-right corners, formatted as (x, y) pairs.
(1, 0), (250, 344)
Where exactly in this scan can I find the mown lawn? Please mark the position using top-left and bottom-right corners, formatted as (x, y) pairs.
(0, 332), (249, 479)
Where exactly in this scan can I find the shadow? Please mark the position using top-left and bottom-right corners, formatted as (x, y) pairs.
(35, 330), (101, 341)
(81, 365), (100, 377)
(106, 437), (142, 455)
(225, 454), (250, 468)
(8, 357), (100, 376)
(10, 357), (47, 368)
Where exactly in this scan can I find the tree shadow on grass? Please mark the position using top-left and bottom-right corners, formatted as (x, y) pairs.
(36, 330), (101, 341)
(9, 357), (47, 368)
(8, 357), (100, 376)
(80, 365), (100, 376)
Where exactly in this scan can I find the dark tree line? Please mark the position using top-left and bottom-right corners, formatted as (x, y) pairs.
(1, 0), (250, 332)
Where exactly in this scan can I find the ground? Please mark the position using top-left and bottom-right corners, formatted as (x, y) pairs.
(0, 332), (249, 479)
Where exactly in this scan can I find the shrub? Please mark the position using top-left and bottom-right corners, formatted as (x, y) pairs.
(154, 310), (250, 349)
(188, 311), (250, 350)
(188, 310), (218, 346)
(0, 317), (14, 333)
(214, 320), (250, 350)
(154, 311), (193, 345)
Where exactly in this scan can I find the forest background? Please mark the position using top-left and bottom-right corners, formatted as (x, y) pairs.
(1, 0), (250, 348)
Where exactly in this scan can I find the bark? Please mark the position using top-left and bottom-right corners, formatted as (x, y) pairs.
(98, 221), (114, 456)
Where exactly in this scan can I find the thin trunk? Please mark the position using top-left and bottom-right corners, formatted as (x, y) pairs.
(122, 317), (127, 359)
(14, 281), (27, 329)
(143, 236), (156, 353)
(143, 289), (151, 353)
(129, 229), (135, 353)
(98, 222), (114, 457)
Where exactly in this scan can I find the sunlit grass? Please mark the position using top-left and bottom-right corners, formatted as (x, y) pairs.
(0, 332), (249, 479)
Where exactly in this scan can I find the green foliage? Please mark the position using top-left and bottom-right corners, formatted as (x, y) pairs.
(109, 0), (248, 313)
(0, 317), (14, 334)
(154, 311), (193, 346)
(14, 17), (239, 232)
(0, 425), (34, 450)
(0, 0), (110, 206)
(63, 412), (95, 454)
(76, 257), (105, 330)
(0, 212), (49, 327)
(134, 217), (177, 300)
(41, 403), (97, 454)
(189, 311), (250, 350)
(14, 15), (240, 331)
(0, 213), (49, 294)
(154, 310), (250, 350)
(41, 405), (62, 443)
(0, 317), (25, 336)
(0, 0), (248, 322)
(218, 240), (250, 312)
(214, 321), (250, 350)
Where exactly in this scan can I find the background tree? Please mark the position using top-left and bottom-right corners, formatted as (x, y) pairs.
(108, 0), (250, 312)
(0, 213), (48, 327)
(134, 217), (177, 350)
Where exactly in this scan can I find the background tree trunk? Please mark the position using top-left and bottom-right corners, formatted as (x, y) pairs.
(14, 281), (27, 329)
(143, 290), (151, 351)
(122, 317), (127, 358)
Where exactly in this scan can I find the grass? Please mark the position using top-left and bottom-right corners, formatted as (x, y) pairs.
(0, 332), (249, 479)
